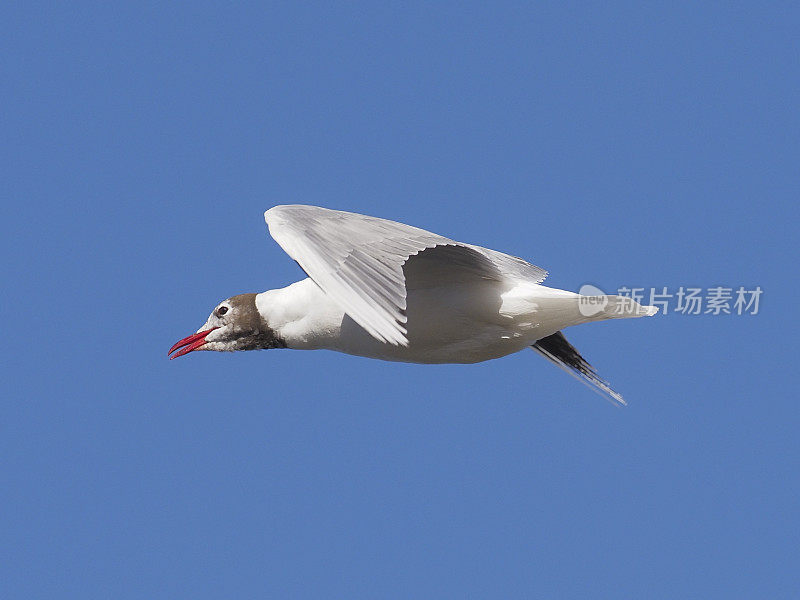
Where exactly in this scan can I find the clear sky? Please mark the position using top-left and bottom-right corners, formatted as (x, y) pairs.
(2, 2), (798, 598)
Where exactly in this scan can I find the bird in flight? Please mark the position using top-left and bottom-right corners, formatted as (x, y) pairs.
(169, 205), (657, 405)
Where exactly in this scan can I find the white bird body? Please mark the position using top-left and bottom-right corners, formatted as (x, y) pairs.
(255, 278), (637, 364)
(170, 205), (658, 404)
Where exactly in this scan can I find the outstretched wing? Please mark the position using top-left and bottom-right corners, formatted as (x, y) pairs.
(265, 205), (548, 345)
(532, 331), (626, 406)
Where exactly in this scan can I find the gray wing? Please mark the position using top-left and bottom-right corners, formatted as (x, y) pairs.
(264, 205), (548, 345)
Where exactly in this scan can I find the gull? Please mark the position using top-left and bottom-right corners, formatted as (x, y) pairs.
(169, 205), (658, 404)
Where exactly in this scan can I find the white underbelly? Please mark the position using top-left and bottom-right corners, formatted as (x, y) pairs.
(336, 318), (532, 363)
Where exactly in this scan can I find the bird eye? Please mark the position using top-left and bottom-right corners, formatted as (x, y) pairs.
(217, 306), (228, 316)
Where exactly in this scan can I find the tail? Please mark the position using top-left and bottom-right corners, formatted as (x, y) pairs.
(532, 331), (627, 406)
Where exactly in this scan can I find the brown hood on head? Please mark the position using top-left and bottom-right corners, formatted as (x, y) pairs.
(227, 293), (263, 329)
(169, 292), (286, 359)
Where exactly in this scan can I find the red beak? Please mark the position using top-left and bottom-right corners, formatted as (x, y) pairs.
(168, 328), (218, 360)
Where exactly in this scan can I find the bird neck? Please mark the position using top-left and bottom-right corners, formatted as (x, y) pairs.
(255, 278), (346, 349)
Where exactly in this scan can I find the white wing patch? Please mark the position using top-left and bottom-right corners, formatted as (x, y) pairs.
(265, 205), (548, 345)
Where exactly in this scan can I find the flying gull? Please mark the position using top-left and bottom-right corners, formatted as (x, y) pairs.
(169, 205), (658, 405)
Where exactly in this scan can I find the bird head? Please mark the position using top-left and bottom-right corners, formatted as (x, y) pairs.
(168, 293), (284, 359)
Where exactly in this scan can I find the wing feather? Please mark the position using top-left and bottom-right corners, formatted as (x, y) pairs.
(265, 205), (548, 345)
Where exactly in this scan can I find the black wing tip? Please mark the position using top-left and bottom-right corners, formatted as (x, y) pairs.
(532, 332), (626, 406)
(533, 332), (595, 377)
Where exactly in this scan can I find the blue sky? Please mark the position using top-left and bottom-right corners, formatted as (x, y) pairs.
(2, 2), (798, 598)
